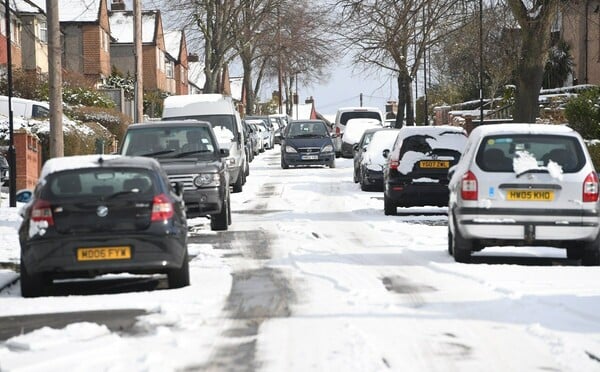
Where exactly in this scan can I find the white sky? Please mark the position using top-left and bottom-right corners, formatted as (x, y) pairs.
(1, 150), (600, 371)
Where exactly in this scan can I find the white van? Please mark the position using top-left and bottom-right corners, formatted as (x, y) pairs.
(162, 94), (247, 193)
(0, 96), (50, 120)
(333, 106), (383, 157)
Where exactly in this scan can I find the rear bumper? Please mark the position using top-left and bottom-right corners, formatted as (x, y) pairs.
(21, 233), (187, 277)
(385, 181), (449, 207)
(362, 168), (384, 188)
(456, 207), (600, 242)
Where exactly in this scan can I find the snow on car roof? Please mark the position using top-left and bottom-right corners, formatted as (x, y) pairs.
(471, 123), (576, 137)
(39, 155), (157, 179)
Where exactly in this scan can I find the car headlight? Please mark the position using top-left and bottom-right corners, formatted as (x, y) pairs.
(285, 146), (298, 153)
(321, 144), (333, 152)
(226, 157), (236, 167)
(194, 173), (220, 187)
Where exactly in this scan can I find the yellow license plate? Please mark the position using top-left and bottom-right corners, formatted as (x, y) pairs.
(77, 246), (131, 261)
(506, 190), (554, 201)
(419, 160), (449, 168)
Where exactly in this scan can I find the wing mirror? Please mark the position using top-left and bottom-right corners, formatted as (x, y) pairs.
(382, 149), (390, 159)
(220, 148), (230, 158)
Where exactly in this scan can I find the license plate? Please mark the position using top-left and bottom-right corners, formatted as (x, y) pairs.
(506, 190), (554, 201)
(77, 246), (131, 261)
(419, 160), (449, 168)
(302, 155), (318, 160)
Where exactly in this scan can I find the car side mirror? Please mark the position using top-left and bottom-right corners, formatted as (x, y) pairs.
(220, 148), (230, 158)
(382, 149), (390, 158)
(352, 143), (359, 151)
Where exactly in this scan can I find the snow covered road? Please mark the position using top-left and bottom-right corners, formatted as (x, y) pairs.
(0, 147), (599, 371)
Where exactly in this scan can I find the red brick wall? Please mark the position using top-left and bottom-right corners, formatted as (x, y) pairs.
(14, 130), (41, 190)
(82, 24), (100, 75)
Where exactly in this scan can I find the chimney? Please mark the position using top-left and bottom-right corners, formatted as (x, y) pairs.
(111, 0), (126, 11)
(305, 96), (314, 104)
(187, 53), (199, 62)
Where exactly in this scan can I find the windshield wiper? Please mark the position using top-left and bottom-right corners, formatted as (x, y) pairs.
(516, 168), (549, 178)
(140, 149), (175, 157)
(175, 149), (213, 158)
(106, 190), (140, 200)
(293, 134), (323, 138)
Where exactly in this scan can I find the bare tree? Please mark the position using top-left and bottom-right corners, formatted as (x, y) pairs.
(505, 0), (565, 122)
(334, 0), (468, 127)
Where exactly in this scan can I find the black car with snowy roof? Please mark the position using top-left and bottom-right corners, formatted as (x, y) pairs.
(18, 155), (189, 298)
(383, 125), (467, 214)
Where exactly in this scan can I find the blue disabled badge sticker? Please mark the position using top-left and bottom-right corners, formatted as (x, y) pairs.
(488, 187), (495, 198)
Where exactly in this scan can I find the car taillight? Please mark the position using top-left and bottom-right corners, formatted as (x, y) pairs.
(336, 127), (341, 135)
(461, 171), (478, 201)
(583, 171), (599, 202)
(30, 199), (54, 226)
(389, 160), (399, 170)
(151, 194), (174, 222)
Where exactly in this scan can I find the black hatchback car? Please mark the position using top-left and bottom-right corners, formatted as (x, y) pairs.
(383, 125), (467, 214)
(18, 155), (189, 297)
(281, 120), (335, 169)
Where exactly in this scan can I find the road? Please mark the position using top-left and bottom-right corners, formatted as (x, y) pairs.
(1, 147), (599, 371)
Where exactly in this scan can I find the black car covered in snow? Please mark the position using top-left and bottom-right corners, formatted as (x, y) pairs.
(281, 120), (335, 169)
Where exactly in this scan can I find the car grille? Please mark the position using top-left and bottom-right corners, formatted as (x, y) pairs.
(298, 147), (321, 154)
(168, 174), (196, 191)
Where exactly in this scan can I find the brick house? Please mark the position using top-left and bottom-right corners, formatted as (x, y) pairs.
(164, 30), (189, 95)
(0, 1), (24, 71)
(109, 9), (168, 92)
(15, 0), (47, 73)
(59, 0), (112, 85)
(561, 1), (600, 85)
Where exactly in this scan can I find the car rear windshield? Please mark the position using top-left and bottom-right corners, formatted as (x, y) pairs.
(165, 114), (237, 137)
(475, 134), (586, 173)
(121, 126), (216, 158)
(43, 168), (156, 199)
(340, 111), (381, 125)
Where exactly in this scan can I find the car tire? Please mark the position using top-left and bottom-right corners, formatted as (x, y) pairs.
(335, 152), (341, 158)
(566, 244), (584, 260)
(232, 171), (243, 193)
(281, 158), (289, 169)
(167, 251), (190, 289)
(353, 168), (359, 183)
(451, 219), (472, 263)
(582, 234), (600, 266)
(329, 159), (335, 168)
(244, 161), (250, 178)
(20, 261), (47, 298)
(210, 194), (230, 231)
(384, 193), (396, 216)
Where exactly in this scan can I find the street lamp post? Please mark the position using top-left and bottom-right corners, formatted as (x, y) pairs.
(479, 0), (484, 125)
(4, 0), (16, 207)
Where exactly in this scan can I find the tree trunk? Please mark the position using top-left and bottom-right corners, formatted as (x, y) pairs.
(513, 30), (546, 123)
(241, 56), (255, 115)
(397, 71), (413, 127)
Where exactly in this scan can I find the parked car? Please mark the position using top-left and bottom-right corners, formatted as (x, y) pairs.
(269, 114), (290, 144)
(383, 125), (467, 214)
(0, 96), (50, 120)
(353, 128), (384, 183)
(281, 120), (335, 169)
(357, 129), (400, 191)
(162, 94), (247, 193)
(120, 121), (232, 231)
(242, 120), (258, 161)
(447, 123), (600, 265)
(341, 118), (382, 158)
(0, 154), (9, 185)
(333, 106), (384, 157)
(18, 154), (189, 297)
(253, 120), (273, 151)
(246, 115), (274, 149)
(245, 119), (265, 154)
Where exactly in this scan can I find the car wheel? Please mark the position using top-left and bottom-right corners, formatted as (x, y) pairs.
(281, 158), (289, 169)
(447, 228), (453, 255)
(451, 219), (472, 263)
(582, 234), (600, 266)
(335, 152), (341, 158)
(167, 251), (190, 289)
(353, 167), (359, 183)
(20, 261), (47, 298)
(329, 159), (336, 168)
(244, 161), (250, 178)
(566, 244), (584, 260)
(210, 194), (229, 231)
(232, 171), (243, 193)
(384, 193), (396, 216)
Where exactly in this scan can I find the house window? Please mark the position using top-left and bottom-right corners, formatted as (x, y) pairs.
(157, 49), (166, 72)
(166, 60), (174, 78)
(38, 21), (47, 43)
(10, 20), (20, 46)
(0, 14), (5, 36)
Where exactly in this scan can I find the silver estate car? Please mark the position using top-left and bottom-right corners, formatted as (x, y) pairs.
(448, 123), (600, 265)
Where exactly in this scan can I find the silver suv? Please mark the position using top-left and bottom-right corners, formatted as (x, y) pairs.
(448, 123), (600, 265)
